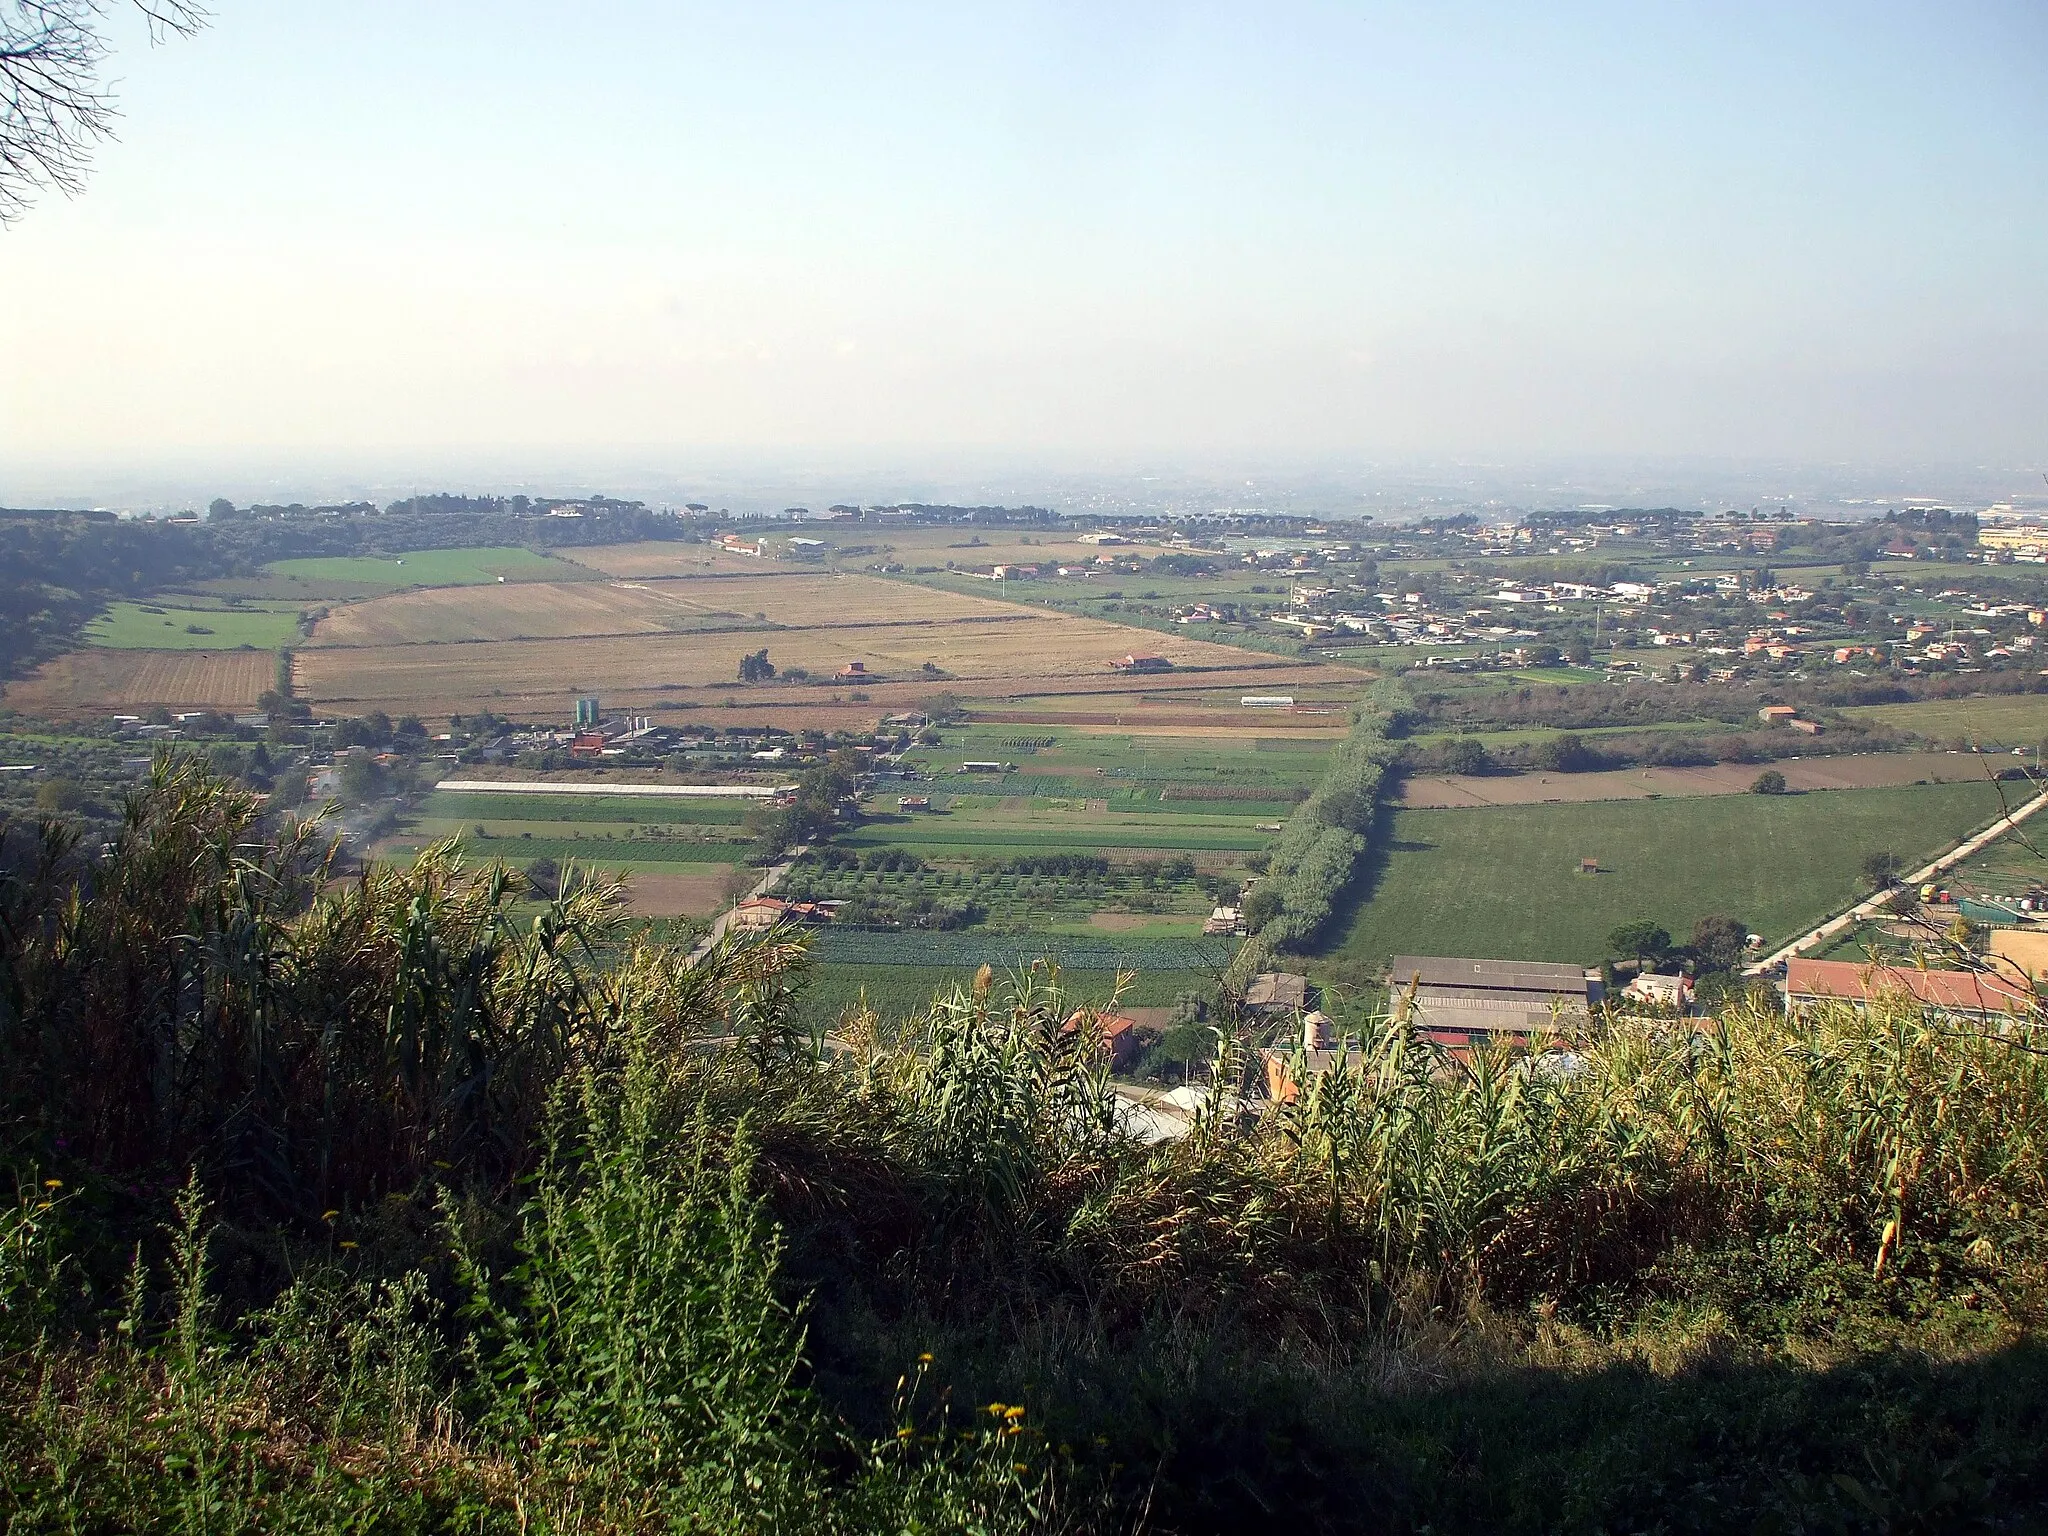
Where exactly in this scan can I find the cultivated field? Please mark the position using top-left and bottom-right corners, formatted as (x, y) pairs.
(1843, 694), (2048, 746)
(84, 601), (305, 651)
(192, 546), (582, 602)
(304, 572), (1024, 647)
(267, 547), (574, 590)
(566, 534), (1121, 578)
(3, 648), (272, 713)
(290, 563), (1356, 721)
(794, 961), (1201, 1031)
(377, 788), (753, 917)
(1328, 780), (2015, 978)
(1395, 750), (2017, 807)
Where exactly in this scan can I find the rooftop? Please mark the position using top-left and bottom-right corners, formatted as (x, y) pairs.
(1784, 957), (2033, 1016)
(1388, 956), (1593, 997)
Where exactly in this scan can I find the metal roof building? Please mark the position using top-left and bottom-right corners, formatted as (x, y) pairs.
(1387, 956), (1602, 1045)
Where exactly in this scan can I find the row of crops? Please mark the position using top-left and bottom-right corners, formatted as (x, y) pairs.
(843, 823), (1272, 852)
(426, 792), (750, 825)
(808, 930), (1238, 971)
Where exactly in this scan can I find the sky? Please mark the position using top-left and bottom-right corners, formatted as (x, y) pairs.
(2, 0), (2045, 488)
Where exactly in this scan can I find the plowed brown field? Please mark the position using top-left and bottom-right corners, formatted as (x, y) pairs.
(1395, 749), (2015, 807)
(286, 565), (1361, 723)
(4, 649), (271, 712)
(306, 573), (1017, 646)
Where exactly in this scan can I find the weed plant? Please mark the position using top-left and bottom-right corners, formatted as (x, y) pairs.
(1, 759), (2046, 1531)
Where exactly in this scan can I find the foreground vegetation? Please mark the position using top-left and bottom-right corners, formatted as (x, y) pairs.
(3, 761), (2047, 1531)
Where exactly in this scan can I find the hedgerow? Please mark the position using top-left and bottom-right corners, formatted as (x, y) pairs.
(1237, 678), (1408, 967)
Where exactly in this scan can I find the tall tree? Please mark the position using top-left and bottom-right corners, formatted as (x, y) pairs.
(2, 0), (206, 223)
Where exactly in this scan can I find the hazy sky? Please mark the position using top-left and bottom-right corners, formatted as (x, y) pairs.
(4, 1), (2044, 471)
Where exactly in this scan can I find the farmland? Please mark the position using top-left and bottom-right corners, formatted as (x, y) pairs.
(1325, 780), (2016, 987)
(1843, 693), (2048, 747)
(2, 647), (273, 713)
(795, 961), (1210, 1031)
(374, 786), (753, 917)
(83, 600), (305, 651)
(288, 561), (1360, 722)
(1395, 749), (2015, 807)
(260, 546), (575, 592)
(776, 720), (1327, 1024)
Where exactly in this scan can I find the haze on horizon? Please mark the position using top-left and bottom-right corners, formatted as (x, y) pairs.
(3, 1), (2044, 480)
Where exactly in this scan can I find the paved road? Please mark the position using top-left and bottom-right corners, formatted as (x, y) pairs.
(681, 842), (809, 968)
(1746, 784), (2048, 975)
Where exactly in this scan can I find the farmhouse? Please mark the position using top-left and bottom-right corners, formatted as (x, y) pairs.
(1062, 1009), (1139, 1070)
(1258, 1011), (1362, 1101)
(835, 661), (870, 680)
(1111, 653), (1173, 673)
(1622, 972), (1694, 1010)
(728, 897), (834, 934)
(1782, 957), (2031, 1021)
(897, 795), (932, 811)
(1241, 972), (1310, 1016)
(1202, 905), (1246, 936)
(1387, 956), (1601, 1047)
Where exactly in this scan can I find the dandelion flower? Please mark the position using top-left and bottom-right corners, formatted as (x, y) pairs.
(986, 1402), (1007, 1417)
(43, 1179), (61, 1189)
(1003, 1405), (1025, 1420)
(338, 1240), (358, 1250)
(918, 1352), (933, 1363)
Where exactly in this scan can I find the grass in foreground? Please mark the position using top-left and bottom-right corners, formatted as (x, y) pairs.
(4, 760), (2047, 1532)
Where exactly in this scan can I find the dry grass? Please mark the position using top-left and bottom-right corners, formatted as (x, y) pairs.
(309, 573), (1017, 647)
(560, 543), (834, 578)
(290, 575), (1336, 718)
(620, 870), (745, 917)
(1397, 748), (2010, 808)
(3, 648), (272, 712)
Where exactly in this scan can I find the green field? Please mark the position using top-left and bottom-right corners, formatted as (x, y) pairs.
(421, 791), (751, 826)
(1328, 780), (2023, 976)
(842, 818), (1272, 854)
(380, 834), (742, 868)
(794, 962), (1207, 1030)
(386, 789), (757, 869)
(903, 728), (1334, 789)
(261, 546), (573, 592)
(1843, 694), (2048, 746)
(84, 601), (305, 650)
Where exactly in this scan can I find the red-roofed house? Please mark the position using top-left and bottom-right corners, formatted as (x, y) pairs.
(1783, 957), (2034, 1020)
(1062, 1009), (1139, 1070)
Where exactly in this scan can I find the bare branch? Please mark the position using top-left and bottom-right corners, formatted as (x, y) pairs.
(0, 0), (207, 224)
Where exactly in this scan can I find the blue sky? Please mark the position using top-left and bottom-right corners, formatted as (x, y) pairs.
(3, 0), (2043, 467)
